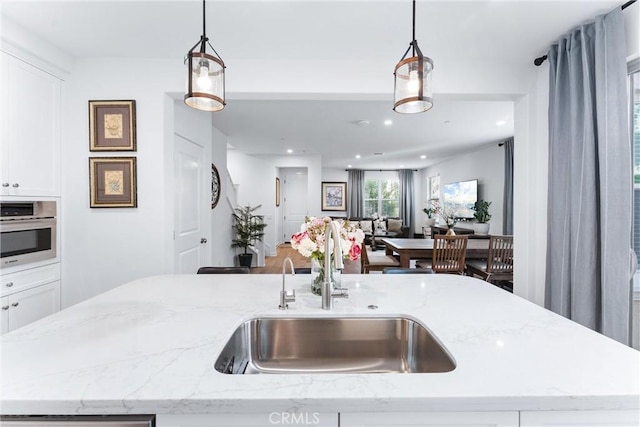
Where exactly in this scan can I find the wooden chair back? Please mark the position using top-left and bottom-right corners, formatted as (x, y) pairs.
(486, 235), (513, 274)
(432, 235), (468, 274)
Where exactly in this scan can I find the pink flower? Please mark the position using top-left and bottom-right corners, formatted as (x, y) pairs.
(290, 231), (308, 248)
(349, 242), (361, 261)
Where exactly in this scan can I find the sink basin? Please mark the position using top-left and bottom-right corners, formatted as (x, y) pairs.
(214, 316), (455, 374)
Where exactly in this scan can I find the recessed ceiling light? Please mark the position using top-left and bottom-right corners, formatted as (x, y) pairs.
(287, 149), (293, 154)
(496, 120), (507, 126)
(384, 119), (393, 126)
(347, 164), (352, 168)
(420, 155), (427, 159)
(355, 154), (361, 159)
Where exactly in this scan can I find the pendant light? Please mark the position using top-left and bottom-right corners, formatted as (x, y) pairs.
(393, 0), (433, 114)
(184, 0), (226, 112)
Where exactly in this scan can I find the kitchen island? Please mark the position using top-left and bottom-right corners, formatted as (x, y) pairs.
(1, 274), (638, 426)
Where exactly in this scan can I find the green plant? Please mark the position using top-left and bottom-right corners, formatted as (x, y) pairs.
(231, 204), (267, 254)
(422, 199), (441, 218)
(472, 200), (492, 223)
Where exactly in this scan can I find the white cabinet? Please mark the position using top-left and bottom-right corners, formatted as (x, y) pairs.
(1, 51), (61, 196)
(520, 409), (640, 426)
(1, 263), (61, 334)
(340, 411), (519, 427)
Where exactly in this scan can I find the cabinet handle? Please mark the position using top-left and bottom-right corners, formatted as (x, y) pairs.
(11, 302), (19, 307)
(1, 306), (9, 310)
(5, 282), (13, 287)
(1, 183), (8, 187)
(12, 183), (19, 188)
(201, 238), (208, 244)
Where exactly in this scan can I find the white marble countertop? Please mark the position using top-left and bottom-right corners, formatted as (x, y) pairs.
(1, 274), (638, 415)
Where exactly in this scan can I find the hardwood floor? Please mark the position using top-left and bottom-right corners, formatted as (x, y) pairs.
(251, 244), (361, 274)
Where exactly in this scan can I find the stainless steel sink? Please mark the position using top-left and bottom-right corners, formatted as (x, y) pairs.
(214, 316), (455, 374)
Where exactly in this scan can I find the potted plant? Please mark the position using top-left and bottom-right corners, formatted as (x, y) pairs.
(231, 204), (267, 267)
(472, 200), (491, 235)
(422, 199), (440, 227)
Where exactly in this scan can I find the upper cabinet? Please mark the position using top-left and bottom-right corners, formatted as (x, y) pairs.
(1, 52), (61, 197)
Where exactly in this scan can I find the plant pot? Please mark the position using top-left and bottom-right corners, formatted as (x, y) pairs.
(473, 222), (490, 235)
(424, 218), (436, 227)
(238, 253), (253, 268)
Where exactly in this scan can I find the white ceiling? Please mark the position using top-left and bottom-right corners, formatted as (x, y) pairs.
(1, 0), (624, 168)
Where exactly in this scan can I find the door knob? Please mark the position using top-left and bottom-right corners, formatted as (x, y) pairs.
(1, 306), (9, 310)
(5, 282), (13, 287)
(12, 183), (19, 188)
(1, 183), (8, 187)
(11, 302), (19, 307)
(201, 238), (208, 244)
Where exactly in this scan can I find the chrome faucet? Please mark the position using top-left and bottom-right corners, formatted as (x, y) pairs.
(279, 256), (296, 309)
(322, 221), (349, 310)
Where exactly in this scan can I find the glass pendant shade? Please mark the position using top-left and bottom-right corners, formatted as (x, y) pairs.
(393, 54), (433, 114)
(185, 51), (225, 111)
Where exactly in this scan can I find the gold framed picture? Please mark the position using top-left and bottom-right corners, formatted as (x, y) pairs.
(321, 181), (347, 211)
(89, 157), (137, 208)
(89, 100), (136, 151)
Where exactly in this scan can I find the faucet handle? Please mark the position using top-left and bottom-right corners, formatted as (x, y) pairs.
(279, 289), (296, 309)
(331, 287), (349, 299)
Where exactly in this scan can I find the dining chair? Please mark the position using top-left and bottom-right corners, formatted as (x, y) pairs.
(383, 267), (434, 274)
(196, 266), (251, 274)
(466, 235), (513, 285)
(360, 242), (400, 273)
(417, 234), (468, 274)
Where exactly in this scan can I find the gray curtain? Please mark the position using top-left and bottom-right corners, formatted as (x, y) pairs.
(347, 169), (364, 218)
(503, 137), (514, 235)
(398, 169), (415, 238)
(545, 7), (631, 345)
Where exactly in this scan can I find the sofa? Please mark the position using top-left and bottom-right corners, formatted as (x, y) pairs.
(344, 217), (410, 245)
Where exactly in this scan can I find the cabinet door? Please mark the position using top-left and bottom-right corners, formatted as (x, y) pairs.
(1, 296), (9, 334)
(520, 410), (640, 426)
(340, 411), (519, 427)
(1, 52), (61, 196)
(7, 280), (60, 332)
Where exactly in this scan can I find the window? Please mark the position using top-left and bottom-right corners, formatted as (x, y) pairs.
(364, 171), (399, 217)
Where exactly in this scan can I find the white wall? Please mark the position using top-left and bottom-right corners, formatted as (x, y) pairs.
(421, 144), (505, 235)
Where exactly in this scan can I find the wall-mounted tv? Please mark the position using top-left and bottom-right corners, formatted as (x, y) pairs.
(442, 179), (478, 219)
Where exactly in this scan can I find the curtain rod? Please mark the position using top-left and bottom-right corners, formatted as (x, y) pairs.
(344, 169), (418, 172)
(533, 0), (637, 66)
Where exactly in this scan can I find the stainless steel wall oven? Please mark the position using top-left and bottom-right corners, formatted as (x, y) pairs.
(0, 201), (57, 269)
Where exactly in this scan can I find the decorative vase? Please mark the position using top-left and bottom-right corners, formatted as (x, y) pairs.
(310, 258), (340, 296)
(445, 224), (456, 236)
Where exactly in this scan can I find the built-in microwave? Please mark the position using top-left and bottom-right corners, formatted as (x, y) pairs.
(0, 201), (57, 269)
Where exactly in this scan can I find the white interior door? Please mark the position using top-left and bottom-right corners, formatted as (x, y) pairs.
(174, 134), (208, 273)
(283, 169), (308, 242)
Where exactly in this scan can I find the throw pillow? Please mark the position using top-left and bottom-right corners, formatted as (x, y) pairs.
(388, 218), (402, 233)
(375, 220), (387, 232)
(360, 220), (373, 233)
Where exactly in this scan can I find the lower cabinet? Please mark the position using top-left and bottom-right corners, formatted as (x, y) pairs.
(1, 263), (61, 334)
(157, 413), (339, 427)
(340, 411), (519, 427)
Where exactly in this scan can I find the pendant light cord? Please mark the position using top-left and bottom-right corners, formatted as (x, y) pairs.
(411, 0), (416, 56)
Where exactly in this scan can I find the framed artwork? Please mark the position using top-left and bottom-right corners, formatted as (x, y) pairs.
(321, 181), (347, 211)
(429, 175), (440, 200)
(211, 164), (221, 209)
(89, 100), (136, 151)
(275, 177), (281, 207)
(89, 157), (137, 208)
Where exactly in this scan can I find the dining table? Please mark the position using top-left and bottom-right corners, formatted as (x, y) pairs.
(380, 237), (491, 268)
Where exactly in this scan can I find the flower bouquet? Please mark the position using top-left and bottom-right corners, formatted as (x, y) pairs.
(441, 207), (458, 235)
(291, 216), (365, 295)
